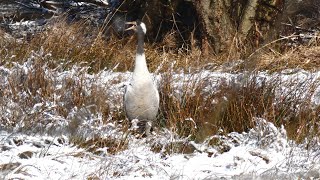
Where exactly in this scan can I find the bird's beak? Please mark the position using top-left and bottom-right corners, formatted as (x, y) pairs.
(125, 21), (137, 31)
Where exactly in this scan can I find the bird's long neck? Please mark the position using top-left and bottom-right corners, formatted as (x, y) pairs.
(134, 31), (149, 74)
(137, 31), (144, 55)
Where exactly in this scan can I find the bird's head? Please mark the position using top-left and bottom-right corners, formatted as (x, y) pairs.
(125, 20), (147, 35)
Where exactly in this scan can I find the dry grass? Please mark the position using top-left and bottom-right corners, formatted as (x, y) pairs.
(0, 18), (225, 73)
(158, 71), (320, 143)
(256, 45), (320, 72)
(1, 20), (134, 72)
(71, 134), (129, 155)
(158, 73), (265, 141)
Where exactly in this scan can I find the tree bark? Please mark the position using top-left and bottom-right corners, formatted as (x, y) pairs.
(194, 0), (235, 54)
(238, 0), (259, 38)
(193, 0), (286, 57)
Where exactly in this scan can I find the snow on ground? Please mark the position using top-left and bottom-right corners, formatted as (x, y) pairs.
(1, 119), (320, 179)
(0, 132), (102, 179)
(0, 60), (320, 179)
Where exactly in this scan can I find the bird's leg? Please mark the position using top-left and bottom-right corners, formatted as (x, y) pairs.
(145, 121), (152, 137)
(129, 119), (148, 138)
(130, 119), (139, 131)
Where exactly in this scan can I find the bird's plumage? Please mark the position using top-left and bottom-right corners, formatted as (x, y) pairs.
(124, 21), (159, 135)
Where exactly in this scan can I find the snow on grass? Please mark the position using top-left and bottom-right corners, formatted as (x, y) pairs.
(0, 132), (102, 179)
(1, 118), (319, 179)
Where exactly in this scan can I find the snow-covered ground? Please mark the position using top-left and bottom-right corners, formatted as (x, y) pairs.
(1, 59), (320, 179)
(1, 118), (320, 179)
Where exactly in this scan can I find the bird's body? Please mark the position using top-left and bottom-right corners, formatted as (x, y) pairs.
(124, 21), (159, 135)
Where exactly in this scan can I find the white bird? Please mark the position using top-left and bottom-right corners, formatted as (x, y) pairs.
(124, 20), (159, 136)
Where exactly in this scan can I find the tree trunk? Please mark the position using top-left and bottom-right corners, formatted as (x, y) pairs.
(195, 0), (235, 54)
(193, 0), (285, 57)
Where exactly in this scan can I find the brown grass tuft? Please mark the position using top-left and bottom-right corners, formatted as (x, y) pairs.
(256, 46), (320, 72)
(159, 71), (320, 143)
(72, 134), (128, 155)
